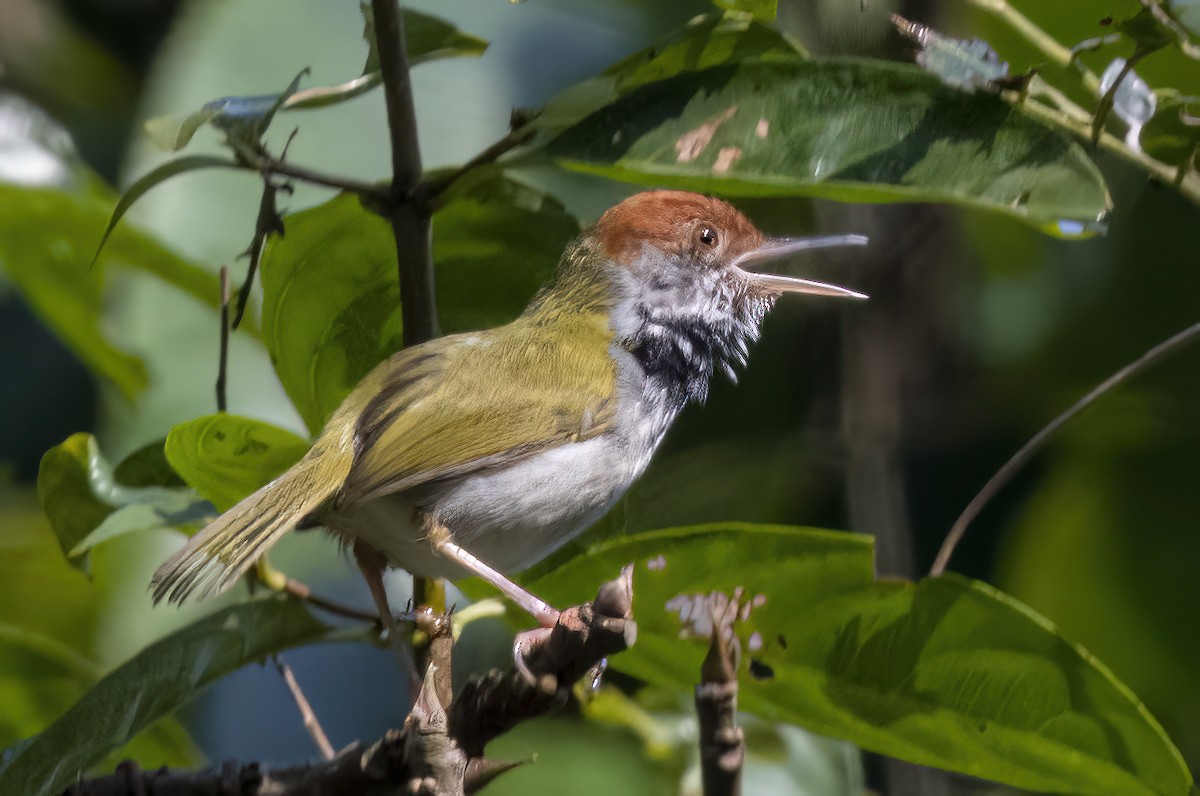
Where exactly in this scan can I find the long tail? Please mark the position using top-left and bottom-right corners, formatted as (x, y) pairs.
(150, 434), (354, 604)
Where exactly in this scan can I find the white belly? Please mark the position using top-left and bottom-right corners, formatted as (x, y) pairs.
(327, 346), (677, 579)
(327, 432), (647, 579)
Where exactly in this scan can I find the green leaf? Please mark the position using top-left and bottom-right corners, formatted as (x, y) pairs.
(0, 596), (337, 796)
(0, 624), (201, 773)
(539, 58), (1111, 233)
(1114, 8), (1176, 54)
(164, 414), (309, 512)
(433, 171), (580, 334)
(712, 0), (777, 23)
(0, 623), (97, 748)
(259, 176), (578, 433)
(280, 6), (488, 112)
(37, 434), (211, 570)
(112, 439), (187, 489)
(533, 11), (805, 135)
(401, 6), (489, 66)
(521, 525), (1191, 795)
(1140, 90), (1200, 166)
(145, 69), (308, 153)
(0, 182), (240, 397)
(90, 155), (240, 266)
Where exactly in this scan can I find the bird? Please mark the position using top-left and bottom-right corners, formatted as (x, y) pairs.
(150, 190), (867, 628)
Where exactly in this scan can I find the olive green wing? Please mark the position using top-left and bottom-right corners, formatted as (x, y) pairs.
(335, 313), (618, 506)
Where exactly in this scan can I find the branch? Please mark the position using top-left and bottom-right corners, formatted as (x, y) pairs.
(965, 0), (1102, 96)
(233, 137), (294, 330)
(236, 145), (391, 202)
(450, 565), (636, 758)
(422, 128), (535, 203)
(274, 655), (335, 761)
(215, 266), (230, 412)
(696, 594), (744, 796)
(931, 320), (1200, 575)
(68, 568), (637, 795)
(371, 0), (437, 345)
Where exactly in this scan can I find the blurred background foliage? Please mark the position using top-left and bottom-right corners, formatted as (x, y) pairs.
(0, 0), (1197, 793)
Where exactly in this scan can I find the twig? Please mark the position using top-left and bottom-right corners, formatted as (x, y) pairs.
(965, 0), (1102, 96)
(1016, 95), (1200, 207)
(232, 133), (295, 329)
(1091, 47), (1149, 145)
(276, 575), (382, 623)
(1142, 0), (1200, 60)
(931, 320), (1200, 576)
(274, 655), (335, 761)
(70, 568), (637, 795)
(449, 565), (636, 758)
(422, 128), (535, 203)
(696, 594), (744, 796)
(216, 267), (230, 412)
(239, 148), (391, 203)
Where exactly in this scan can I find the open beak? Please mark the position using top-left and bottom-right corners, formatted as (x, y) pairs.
(732, 234), (869, 300)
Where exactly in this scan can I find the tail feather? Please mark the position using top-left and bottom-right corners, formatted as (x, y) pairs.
(151, 437), (353, 604)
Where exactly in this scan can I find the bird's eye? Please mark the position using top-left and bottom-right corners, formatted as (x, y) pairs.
(699, 227), (718, 247)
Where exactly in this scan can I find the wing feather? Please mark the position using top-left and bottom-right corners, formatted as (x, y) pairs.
(336, 312), (617, 506)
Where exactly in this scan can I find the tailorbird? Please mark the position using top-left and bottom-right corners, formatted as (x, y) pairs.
(151, 190), (866, 626)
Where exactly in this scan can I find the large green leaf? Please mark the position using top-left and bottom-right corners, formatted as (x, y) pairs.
(0, 183), (238, 398)
(37, 434), (211, 571)
(533, 11), (805, 135)
(0, 596), (338, 796)
(539, 58), (1111, 233)
(0, 624), (200, 775)
(164, 414), (310, 512)
(521, 525), (1190, 795)
(259, 177), (578, 434)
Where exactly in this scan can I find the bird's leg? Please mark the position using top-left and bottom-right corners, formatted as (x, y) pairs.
(353, 540), (399, 636)
(353, 541), (423, 700)
(426, 521), (561, 627)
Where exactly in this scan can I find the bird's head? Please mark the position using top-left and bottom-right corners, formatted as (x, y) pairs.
(543, 190), (869, 398)
(593, 190), (867, 307)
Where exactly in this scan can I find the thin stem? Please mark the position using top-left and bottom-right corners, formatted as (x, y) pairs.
(279, 576), (382, 623)
(931, 320), (1200, 576)
(1091, 47), (1148, 145)
(254, 558), (381, 623)
(274, 655), (336, 760)
(215, 267), (229, 413)
(227, 135), (387, 202)
(422, 128), (534, 203)
(1016, 95), (1200, 207)
(965, 0), (1102, 97)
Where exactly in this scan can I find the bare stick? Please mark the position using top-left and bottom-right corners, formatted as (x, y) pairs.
(216, 266), (230, 412)
(422, 128), (534, 203)
(274, 655), (335, 761)
(931, 320), (1200, 576)
(1090, 47), (1148, 145)
(696, 594), (744, 796)
(233, 132), (295, 329)
(277, 576), (382, 623)
(70, 568), (636, 795)
(242, 149), (390, 202)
